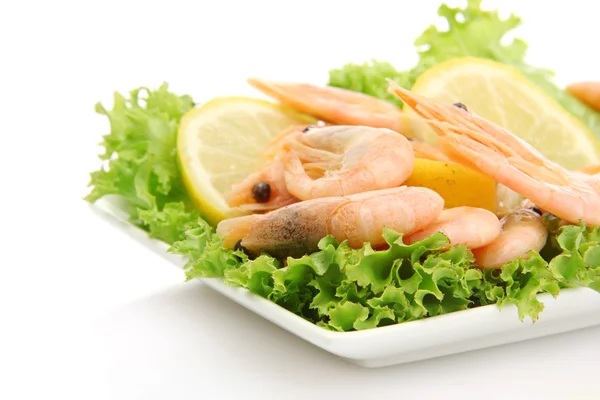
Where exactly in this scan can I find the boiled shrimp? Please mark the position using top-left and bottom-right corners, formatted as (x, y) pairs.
(566, 81), (600, 113)
(247, 78), (409, 133)
(387, 80), (600, 226)
(405, 206), (501, 249)
(217, 186), (444, 259)
(282, 125), (414, 200)
(471, 206), (548, 269)
(228, 125), (414, 207)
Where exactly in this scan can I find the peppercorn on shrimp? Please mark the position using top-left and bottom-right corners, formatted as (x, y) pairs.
(405, 206), (501, 249)
(217, 186), (444, 259)
(472, 205), (548, 269)
(387, 80), (600, 226)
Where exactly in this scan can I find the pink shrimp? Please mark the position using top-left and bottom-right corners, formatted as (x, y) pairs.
(281, 125), (414, 200)
(247, 78), (410, 133)
(472, 206), (548, 269)
(228, 125), (415, 209)
(387, 80), (600, 226)
(405, 207), (501, 249)
(217, 186), (444, 259)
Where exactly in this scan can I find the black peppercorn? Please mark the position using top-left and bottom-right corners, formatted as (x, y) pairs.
(252, 182), (271, 203)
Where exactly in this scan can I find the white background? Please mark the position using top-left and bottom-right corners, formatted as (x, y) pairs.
(2, 0), (600, 399)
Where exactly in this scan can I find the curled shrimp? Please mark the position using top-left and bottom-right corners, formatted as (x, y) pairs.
(387, 80), (600, 226)
(472, 206), (548, 269)
(228, 125), (414, 206)
(217, 186), (444, 259)
(282, 125), (414, 200)
(247, 78), (410, 133)
(566, 81), (600, 113)
(405, 206), (501, 249)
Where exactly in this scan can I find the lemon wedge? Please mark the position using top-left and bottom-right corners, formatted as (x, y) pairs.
(177, 97), (315, 225)
(405, 158), (497, 212)
(403, 57), (600, 170)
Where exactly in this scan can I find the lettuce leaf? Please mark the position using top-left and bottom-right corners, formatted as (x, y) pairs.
(85, 83), (197, 244)
(327, 0), (600, 136)
(179, 224), (600, 331)
(328, 60), (416, 107)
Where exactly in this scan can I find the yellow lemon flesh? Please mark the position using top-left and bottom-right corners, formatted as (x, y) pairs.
(405, 158), (497, 213)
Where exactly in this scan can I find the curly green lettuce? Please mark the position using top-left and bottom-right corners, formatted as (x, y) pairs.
(85, 83), (199, 244)
(328, 0), (600, 136)
(177, 223), (600, 331)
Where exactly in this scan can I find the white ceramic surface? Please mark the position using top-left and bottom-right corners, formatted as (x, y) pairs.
(90, 196), (600, 368)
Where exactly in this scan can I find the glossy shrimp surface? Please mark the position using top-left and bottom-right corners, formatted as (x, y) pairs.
(566, 81), (600, 113)
(282, 125), (414, 200)
(405, 206), (501, 249)
(472, 206), (548, 269)
(247, 78), (408, 132)
(388, 80), (600, 226)
(217, 186), (444, 259)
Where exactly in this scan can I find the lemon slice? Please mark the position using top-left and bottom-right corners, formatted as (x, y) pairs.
(403, 57), (600, 170)
(178, 97), (315, 225)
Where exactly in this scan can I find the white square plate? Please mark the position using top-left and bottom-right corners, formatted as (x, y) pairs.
(91, 197), (600, 368)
